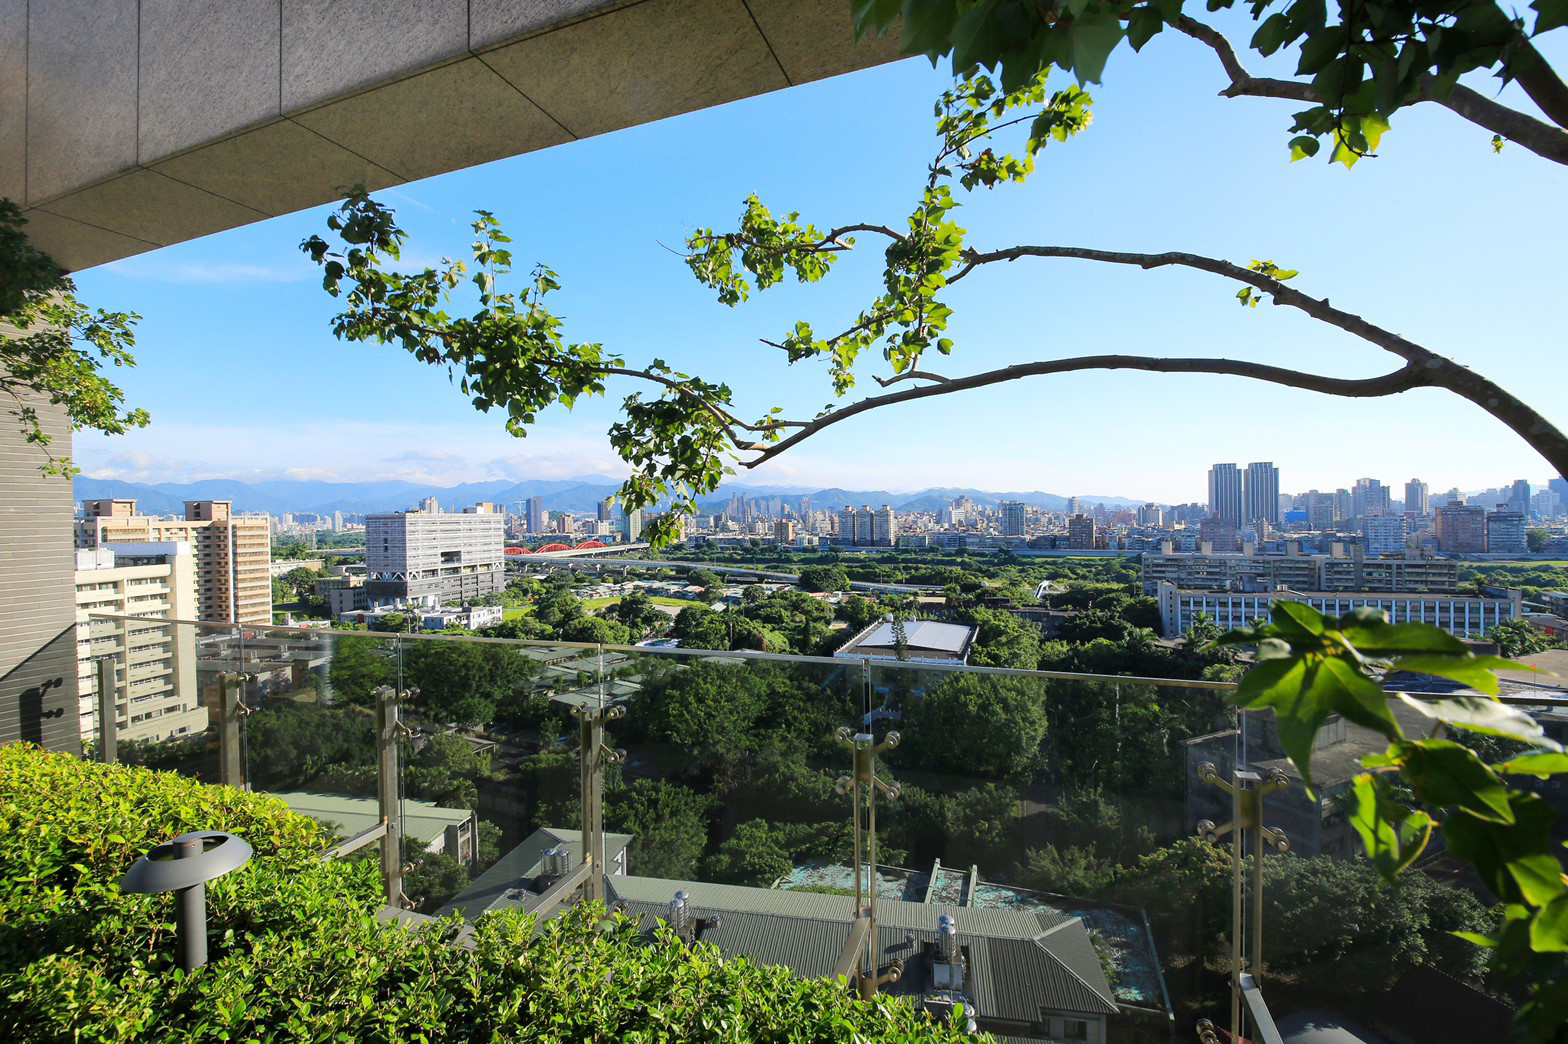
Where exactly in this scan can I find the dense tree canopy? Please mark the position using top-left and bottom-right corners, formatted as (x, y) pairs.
(852, 0), (1568, 166)
(895, 672), (1048, 780)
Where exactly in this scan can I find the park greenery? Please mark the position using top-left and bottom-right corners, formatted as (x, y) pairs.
(0, 745), (978, 1043)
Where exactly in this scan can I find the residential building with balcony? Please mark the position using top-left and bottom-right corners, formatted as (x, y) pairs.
(1000, 500), (1027, 536)
(1435, 504), (1487, 552)
(1360, 514), (1409, 555)
(1067, 514), (1096, 550)
(73, 542), (201, 744)
(77, 499), (272, 624)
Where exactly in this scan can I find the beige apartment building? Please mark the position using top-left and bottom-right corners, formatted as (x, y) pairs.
(74, 542), (202, 745)
(77, 500), (271, 623)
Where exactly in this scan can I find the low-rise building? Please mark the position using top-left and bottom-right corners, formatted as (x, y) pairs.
(273, 791), (476, 865)
(1141, 545), (1458, 596)
(833, 619), (976, 665)
(1155, 581), (1518, 637)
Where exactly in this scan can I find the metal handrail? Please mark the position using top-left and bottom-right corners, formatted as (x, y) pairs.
(320, 821), (387, 861)
(1239, 973), (1286, 1044)
(83, 610), (1242, 690)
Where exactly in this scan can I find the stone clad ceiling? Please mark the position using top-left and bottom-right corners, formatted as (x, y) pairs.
(3, 0), (901, 271)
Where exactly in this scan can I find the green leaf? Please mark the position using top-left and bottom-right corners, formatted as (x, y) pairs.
(1397, 740), (1513, 824)
(1065, 10), (1124, 85)
(1534, 0), (1568, 33)
(1288, 135), (1320, 161)
(1338, 614), (1466, 654)
(1496, 752), (1568, 776)
(1387, 654), (1523, 696)
(1395, 693), (1561, 751)
(1347, 773), (1432, 881)
(1443, 793), (1566, 906)
(1126, 6), (1164, 50)
(1271, 600), (1327, 637)
(1317, 655), (1402, 740)
(1530, 894), (1568, 952)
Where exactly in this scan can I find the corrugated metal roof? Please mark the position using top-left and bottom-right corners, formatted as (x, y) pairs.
(609, 876), (1051, 939)
(605, 876), (1116, 1019)
(437, 826), (633, 922)
(269, 791), (469, 847)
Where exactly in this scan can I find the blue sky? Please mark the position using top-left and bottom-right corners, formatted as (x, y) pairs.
(71, 19), (1567, 504)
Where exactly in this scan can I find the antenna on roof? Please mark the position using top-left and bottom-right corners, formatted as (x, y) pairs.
(834, 725), (903, 1000)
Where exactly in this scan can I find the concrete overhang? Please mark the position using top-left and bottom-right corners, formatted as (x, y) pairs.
(3, 0), (903, 272)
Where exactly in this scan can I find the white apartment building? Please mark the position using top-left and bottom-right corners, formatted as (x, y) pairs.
(74, 542), (202, 745)
(365, 506), (505, 606)
(1360, 515), (1409, 555)
(78, 499), (272, 623)
(1156, 581), (1518, 638)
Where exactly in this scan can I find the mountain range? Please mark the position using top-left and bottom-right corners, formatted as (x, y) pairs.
(72, 476), (1148, 518)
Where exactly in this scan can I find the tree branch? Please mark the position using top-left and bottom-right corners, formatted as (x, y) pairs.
(740, 241), (1568, 478)
(1174, 15), (1568, 166)
(1418, 76), (1568, 163)
(963, 244), (1436, 365)
(873, 369), (952, 387)
(1506, 23), (1568, 130)
(742, 356), (1422, 467)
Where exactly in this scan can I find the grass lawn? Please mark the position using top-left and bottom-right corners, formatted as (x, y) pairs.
(580, 595), (695, 610)
(503, 594), (695, 621)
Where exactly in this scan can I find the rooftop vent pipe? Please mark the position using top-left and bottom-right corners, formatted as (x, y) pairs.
(937, 914), (958, 962)
(669, 889), (692, 942)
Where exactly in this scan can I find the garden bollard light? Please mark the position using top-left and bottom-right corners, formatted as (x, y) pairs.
(120, 830), (253, 971)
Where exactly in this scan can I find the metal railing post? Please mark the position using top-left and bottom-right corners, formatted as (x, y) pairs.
(95, 656), (118, 763)
(1197, 762), (1289, 1043)
(377, 684), (404, 906)
(577, 698), (623, 906)
(217, 674), (246, 789)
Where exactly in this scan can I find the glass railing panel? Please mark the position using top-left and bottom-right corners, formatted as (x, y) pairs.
(92, 616), (220, 782)
(859, 658), (1211, 1038)
(229, 623), (398, 864)
(411, 635), (604, 917)
(596, 643), (866, 890)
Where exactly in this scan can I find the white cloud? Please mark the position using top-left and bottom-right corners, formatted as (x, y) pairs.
(105, 257), (310, 285)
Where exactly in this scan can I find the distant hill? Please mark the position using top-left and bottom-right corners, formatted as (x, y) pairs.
(74, 475), (1147, 517)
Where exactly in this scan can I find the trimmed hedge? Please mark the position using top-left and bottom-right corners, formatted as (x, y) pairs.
(0, 746), (977, 1042)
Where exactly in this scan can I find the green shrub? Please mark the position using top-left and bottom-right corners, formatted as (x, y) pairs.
(0, 746), (977, 1042)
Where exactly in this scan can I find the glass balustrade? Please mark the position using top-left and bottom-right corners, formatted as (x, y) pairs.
(80, 611), (1564, 1042)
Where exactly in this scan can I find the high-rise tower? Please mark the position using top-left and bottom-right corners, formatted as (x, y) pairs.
(1243, 462), (1280, 526)
(1208, 464), (1243, 527)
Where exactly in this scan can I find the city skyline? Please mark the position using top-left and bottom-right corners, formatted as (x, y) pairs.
(72, 468), (1562, 519)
